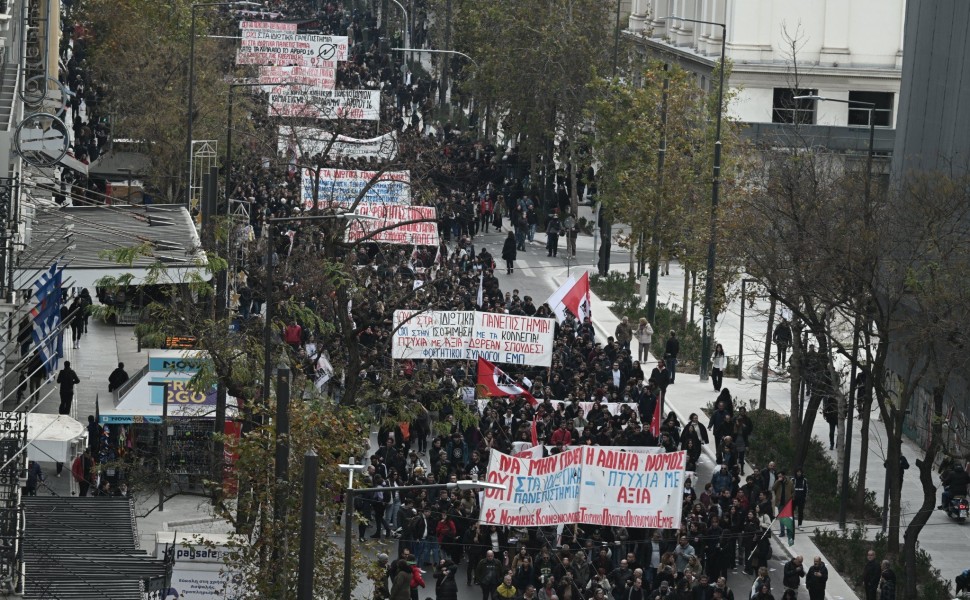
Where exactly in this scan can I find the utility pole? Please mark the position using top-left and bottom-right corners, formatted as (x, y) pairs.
(646, 66), (669, 325)
(439, 0), (452, 107)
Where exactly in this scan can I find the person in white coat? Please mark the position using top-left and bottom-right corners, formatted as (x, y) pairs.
(636, 318), (654, 362)
(711, 343), (728, 392)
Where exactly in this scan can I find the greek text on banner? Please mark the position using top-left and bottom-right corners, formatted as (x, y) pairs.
(480, 448), (685, 528)
(391, 311), (555, 367)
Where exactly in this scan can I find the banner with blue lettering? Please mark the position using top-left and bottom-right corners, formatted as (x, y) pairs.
(480, 448), (685, 529)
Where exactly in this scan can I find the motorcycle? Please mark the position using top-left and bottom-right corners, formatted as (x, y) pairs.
(945, 494), (969, 522)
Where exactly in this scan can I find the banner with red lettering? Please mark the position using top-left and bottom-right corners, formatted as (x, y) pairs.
(390, 311), (555, 367)
(480, 448), (685, 529)
(469, 312), (555, 367)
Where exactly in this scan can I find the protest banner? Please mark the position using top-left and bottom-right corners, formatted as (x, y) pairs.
(260, 65), (336, 90)
(269, 89), (379, 120)
(240, 20), (297, 31)
(480, 448), (684, 528)
(345, 203), (439, 246)
(301, 168), (410, 206)
(468, 312), (555, 367)
(391, 310), (474, 360)
(577, 447), (685, 528)
(279, 126), (397, 161)
(237, 31), (349, 64)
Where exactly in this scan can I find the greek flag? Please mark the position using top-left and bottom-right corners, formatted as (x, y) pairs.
(30, 263), (64, 375)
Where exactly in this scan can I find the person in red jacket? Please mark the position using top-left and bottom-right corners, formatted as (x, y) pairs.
(550, 423), (572, 447)
(408, 559), (426, 600)
(283, 320), (302, 351)
(71, 449), (95, 496)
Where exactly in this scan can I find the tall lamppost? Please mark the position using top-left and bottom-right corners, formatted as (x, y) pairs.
(794, 94), (876, 530)
(670, 15), (726, 382)
(336, 479), (505, 600)
(186, 1), (260, 206)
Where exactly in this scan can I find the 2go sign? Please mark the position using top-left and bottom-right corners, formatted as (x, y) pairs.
(150, 379), (217, 406)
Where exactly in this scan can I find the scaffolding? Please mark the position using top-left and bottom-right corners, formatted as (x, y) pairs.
(189, 140), (218, 219)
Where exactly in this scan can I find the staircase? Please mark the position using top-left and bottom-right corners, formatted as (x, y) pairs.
(0, 64), (16, 131)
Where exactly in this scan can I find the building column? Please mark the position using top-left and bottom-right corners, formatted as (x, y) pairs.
(629, 0), (648, 32)
(820, 0), (850, 65)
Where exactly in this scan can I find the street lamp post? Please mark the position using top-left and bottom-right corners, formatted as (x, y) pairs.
(670, 15), (727, 382)
(390, 47), (478, 67)
(147, 381), (170, 512)
(794, 94), (876, 530)
(388, 0), (409, 64)
(186, 1), (260, 206)
(339, 480), (505, 600)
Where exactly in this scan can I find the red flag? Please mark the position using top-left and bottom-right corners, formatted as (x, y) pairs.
(530, 416), (539, 446)
(650, 397), (662, 438)
(562, 271), (591, 322)
(476, 357), (537, 406)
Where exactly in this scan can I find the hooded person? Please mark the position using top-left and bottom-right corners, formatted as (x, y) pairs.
(435, 559), (459, 600)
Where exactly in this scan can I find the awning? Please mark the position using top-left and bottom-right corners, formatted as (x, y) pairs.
(25, 413), (86, 463)
(15, 204), (206, 289)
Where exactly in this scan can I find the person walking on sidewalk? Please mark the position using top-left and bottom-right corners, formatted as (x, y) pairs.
(545, 211), (561, 257)
(615, 317), (632, 353)
(792, 467), (808, 526)
(107, 362), (129, 392)
(664, 331), (679, 384)
(501, 232), (517, 274)
(805, 556), (828, 600)
(862, 549), (880, 600)
(636, 318), (653, 362)
(879, 560), (896, 600)
(773, 318), (793, 368)
(711, 343), (727, 392)
(57, 361), (80, 415)
(563, 211), (578, 256)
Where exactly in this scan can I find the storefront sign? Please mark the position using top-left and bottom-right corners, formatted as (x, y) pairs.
(480, 448), (685, 528)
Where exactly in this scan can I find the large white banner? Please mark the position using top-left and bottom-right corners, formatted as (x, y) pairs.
(279, 126), (398, 161)
(237, 31), (349, 65)
(480, 448), (685, 529)
(301, 168), (410, 206)
(392, 310), (474, 360)
(391, 311), (555, 366)
(270, 89), (380, 120)
(260, 65), (336, 90)
(240, 20), (297, 32)
(469, 312), (555, 367)
(345, 204), (439, 246)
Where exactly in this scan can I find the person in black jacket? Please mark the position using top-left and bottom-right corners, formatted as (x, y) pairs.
(501, 232), (517, 274)
(862, 549), (880, 600)
(435, 559), (459, 600)
(805, 556), (828, 600)
(664, 331), (680, 383)
(792, 468), (809, 526)
(107, 362), (129, 392)
(57, 361), (80, 415)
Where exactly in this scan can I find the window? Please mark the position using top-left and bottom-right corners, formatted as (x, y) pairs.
(772, 88), (817, 124)
(848, 91), (894, 127)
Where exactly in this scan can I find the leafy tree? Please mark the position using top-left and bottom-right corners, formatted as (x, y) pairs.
(447, 0), (615, 213)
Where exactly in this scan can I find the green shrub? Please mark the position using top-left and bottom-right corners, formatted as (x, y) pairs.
(743, 409), (881, 522)
(814, 526), (952, 599)
(590, 273), (703, 373)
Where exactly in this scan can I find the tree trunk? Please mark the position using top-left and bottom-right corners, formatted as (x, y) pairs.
(855, 392), (873, 518)
(789, 320), (803, 441)
(689, 271), (697, 325)
(568, 142), (579, 217)
(759, 297), (776, 409)
(886, 420), (902, 556)
(903, 386), (943, 598)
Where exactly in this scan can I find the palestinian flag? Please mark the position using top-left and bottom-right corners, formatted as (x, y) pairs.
(778, 498), (795, 546)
